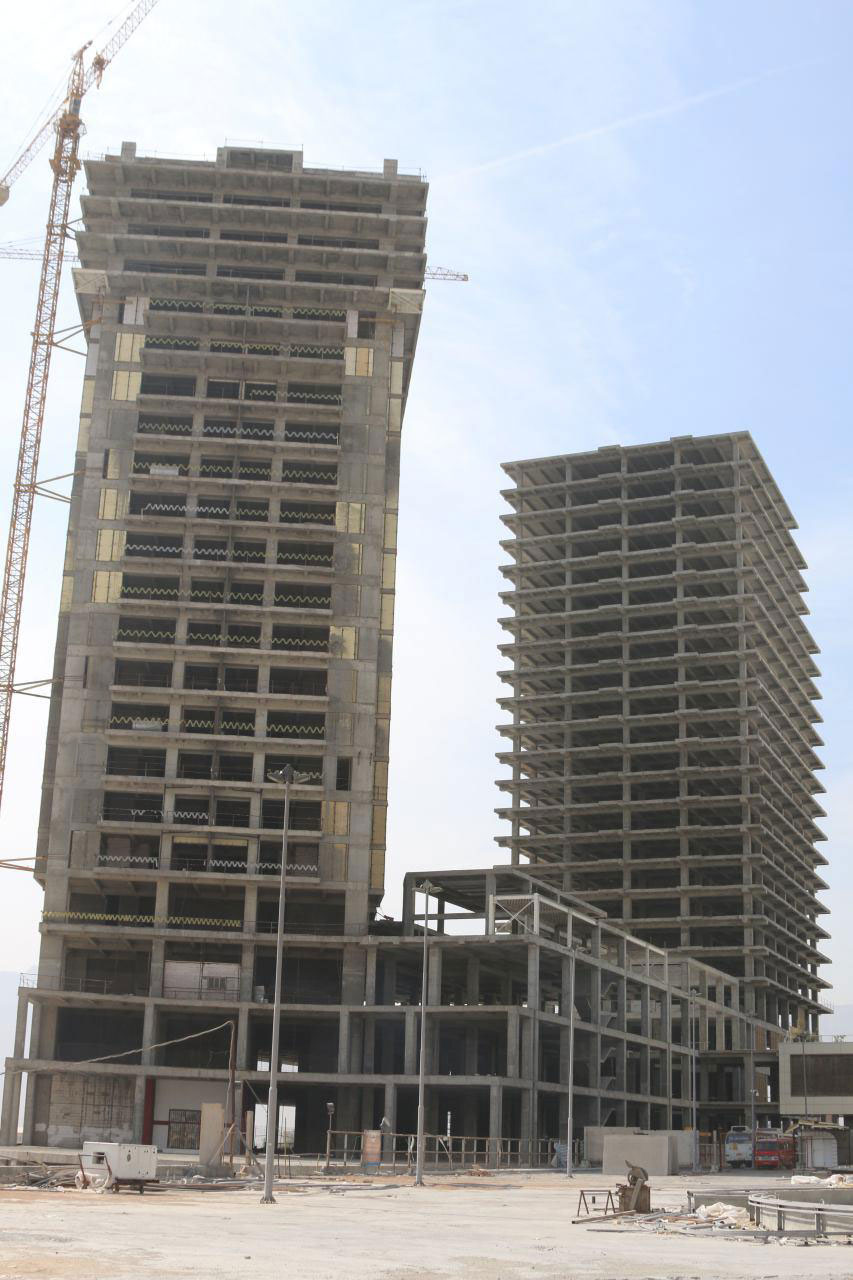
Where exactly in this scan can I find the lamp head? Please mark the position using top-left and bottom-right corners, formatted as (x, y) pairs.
(266, 766), (312, 785)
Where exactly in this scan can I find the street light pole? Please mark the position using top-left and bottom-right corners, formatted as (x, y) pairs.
(801, 1032), (810, 1127)
(689, 988), (699, 1173)
(260, 764), (305, 1205)
(414, 880), (436, 1187)
(324, 1101), (335, 1175)
(565, 948), (576, 1178)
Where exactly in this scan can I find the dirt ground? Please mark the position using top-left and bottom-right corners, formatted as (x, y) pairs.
(1, 1169), (852, 1280)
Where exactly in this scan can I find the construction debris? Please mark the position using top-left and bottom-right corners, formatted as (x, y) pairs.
(694, 1201), (751, 1229)
(792, 1173), (853, 1187)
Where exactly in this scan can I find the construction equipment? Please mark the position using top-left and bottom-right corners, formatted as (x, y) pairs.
(0, 856), (37, 873)
(424, 267), (468, 281)
(0, 1), (160, 818)
(617, 1162), (651, 1214)
(571, 1166), (651, 1224)
(2, 247), (463, 278)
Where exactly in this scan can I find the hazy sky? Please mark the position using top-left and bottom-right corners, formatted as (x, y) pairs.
(0, 1), (851, 1025)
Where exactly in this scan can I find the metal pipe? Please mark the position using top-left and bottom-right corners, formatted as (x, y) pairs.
(414, 880), (435, 1187)
(260, 765), (295, 1204)
(226, 1018), (237, 1167)
(566, 948), (576, 1178)
(690, 988), (699, 1173)
(802, 1032), (810, 1127)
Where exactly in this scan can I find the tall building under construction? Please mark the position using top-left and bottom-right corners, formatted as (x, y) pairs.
(2, 159), (821, 1156)
(1, 142), (427, 1150)
(497, 433), (830, 1061)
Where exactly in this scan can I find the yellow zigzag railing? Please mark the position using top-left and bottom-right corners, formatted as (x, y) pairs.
(44, 911), (243, 927)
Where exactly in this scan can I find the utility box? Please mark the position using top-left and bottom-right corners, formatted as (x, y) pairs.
(82, 1141), (158, 1185)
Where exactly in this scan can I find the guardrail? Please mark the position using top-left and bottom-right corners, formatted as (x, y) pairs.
(19, 973), (148, 996)
(319, 1130), (559, 1171)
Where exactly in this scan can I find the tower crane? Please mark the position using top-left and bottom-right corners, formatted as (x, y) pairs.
(0, 240), (469, 282)
(0, 0), (160, 818)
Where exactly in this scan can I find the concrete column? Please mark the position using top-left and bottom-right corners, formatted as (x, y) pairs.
(362, 1015), (375, 1073)
(337, 1009), (351, 1074)
(36, 1005), (57, 1063)
(590, 965), (602, 1026)
(236, 1006), (250, 1071)
(340, 947), (363, 1003)
(404, 1009), (417, 1075)
(149, 939), (165, 998)
(337, 1085), (360, 1134)
(36, 935), (63, 991)
(140, 1002), (156, 1065)
(427, 945), (442, 1007)
(239, 943), (254, 1001)
(488, 1083), (502, 1167)
(484, 872), (497, 925)
(243, 883), (258, 933)
(132, 1074), (146, 1141)
(526, 945), (540, 1147)
(427, 1012), (439, 1076)
(381, 955), (396, 1005)
(528, 937), (540, 1002)
(561, 957), (572, 1019)
(464, 1026), (478, 1075)
(401, 875), (415, 935)
(0, 1069), (22, 1144)
(0, 997), (27, 1144)
(521, 1014), (535, 1081)
(520, 1088), (532, 1160)
(506, 1009), (520, 1078)
(559, 1025), (570, 1086)
(11, 986), (29, 1053)
(154, 877), (169, 918)
(27, 1003), (43, 1063)
(382, 1081), (396, 1162)
(351, 1015), (365, 1077)
(21, 1072), (38, 1143)
(365, 947), (377, 1006)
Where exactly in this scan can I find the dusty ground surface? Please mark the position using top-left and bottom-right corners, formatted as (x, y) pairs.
(1, 1169), (852, 1279)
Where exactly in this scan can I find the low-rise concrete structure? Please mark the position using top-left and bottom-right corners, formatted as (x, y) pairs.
(779, 1037), (853, 1122)
(4, 863), (766, 1156)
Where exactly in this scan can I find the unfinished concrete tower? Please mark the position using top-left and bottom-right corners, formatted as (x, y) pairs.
(1, 143), (426, 1149)
(497, 433), (830, 1042)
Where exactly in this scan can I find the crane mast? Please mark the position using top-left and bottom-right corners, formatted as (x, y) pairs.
(0, 1), (160, 816)
(0, 50), (86, 814)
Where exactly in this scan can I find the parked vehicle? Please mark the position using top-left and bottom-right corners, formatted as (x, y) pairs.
(724, 1125), (753, 1167)
(753, 1130), (796, 1169)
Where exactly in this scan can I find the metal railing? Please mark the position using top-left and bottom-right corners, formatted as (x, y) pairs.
(19, 973), (148, 996)
(162, 981), (241, 1001)
(320, 1130), (559, 1171)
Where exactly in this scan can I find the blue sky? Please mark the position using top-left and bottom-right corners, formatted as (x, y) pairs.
(0, 1), (851, 1051)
